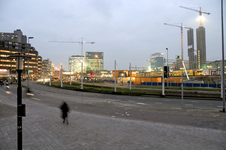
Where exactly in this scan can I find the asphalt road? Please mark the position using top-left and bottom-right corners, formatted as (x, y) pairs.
(1, 82), (226, 149)
(0, 81), (224, 124)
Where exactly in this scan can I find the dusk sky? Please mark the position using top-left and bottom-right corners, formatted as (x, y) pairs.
(0, 0), (225, 71)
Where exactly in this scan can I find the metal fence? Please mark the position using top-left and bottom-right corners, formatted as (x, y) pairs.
(141, 82), (221, 88)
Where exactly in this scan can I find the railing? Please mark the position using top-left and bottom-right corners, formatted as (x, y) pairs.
(141, 82), (221, 88)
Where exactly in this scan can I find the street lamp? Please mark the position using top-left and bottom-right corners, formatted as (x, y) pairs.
(27, 37), (34, 93)
(166, 48), (168, 87)
(9, 53), (28, 150)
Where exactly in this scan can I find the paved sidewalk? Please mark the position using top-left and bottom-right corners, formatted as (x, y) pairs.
(1, 94), (226, 150)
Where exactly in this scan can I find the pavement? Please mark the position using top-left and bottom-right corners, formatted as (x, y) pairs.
(0, 83), (226, 150)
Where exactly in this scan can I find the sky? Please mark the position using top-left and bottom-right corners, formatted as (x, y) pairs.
(0, 0), (225, 71)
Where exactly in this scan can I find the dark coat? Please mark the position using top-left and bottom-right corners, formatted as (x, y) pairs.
(60, 102), (69, 118)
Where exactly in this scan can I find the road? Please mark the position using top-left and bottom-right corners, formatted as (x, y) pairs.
(0, 82), (226, 149)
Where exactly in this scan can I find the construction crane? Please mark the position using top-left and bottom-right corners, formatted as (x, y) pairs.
(164, 23), (191, 61)
(49, 38), (95, 90)
(180, 6), (210, 26)
(49, 38), (95, 60)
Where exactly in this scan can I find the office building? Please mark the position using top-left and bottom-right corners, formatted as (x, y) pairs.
(85, 52), (104, 73)
(150, 53), (163, 71)
(0, 40), (39, 79)
(0, 29), (27, 43)
(42, 58), (54, 78)
(196, 26), (206, 69)
(187, 29), (196, 69)
(68, 55), (85, 73)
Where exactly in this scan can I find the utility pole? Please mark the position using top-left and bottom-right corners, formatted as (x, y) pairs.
(129, 63), (131, 90)
(27, 37), (34, 92)
(49, 62), (51, 86)
(221, 0), (225, 112)
(60, 64), (63, 88)
(114, 60), (116, 92)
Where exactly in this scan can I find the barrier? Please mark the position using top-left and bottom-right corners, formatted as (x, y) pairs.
(141, 82), (221, 88)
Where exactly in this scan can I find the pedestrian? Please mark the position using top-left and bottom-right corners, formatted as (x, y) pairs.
(60, 102), (69, 125)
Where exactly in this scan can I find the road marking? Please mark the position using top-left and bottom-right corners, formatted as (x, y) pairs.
(27, 93), (34, 96)
(137, 103), (145, 105)
(32, 98), (41, 100)
(191, 101), (199, 103)
(6, 91), (11, 94)
(163, 100), (171, 101)
(185, 104), (193, 106)
(155, 102), (162, 104)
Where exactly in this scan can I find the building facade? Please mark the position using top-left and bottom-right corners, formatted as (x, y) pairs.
(0, 40), (39, 79)
(0, 29), (27, 43)
(187, 29), (196, 69)
(68, 55), (85, 73)
(150, 53), (163, 72)
(85, 52), (104, 73)
(196, 26), (206, 69)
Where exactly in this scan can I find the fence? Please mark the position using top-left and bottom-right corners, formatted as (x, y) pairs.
(141, 82), (221, 88)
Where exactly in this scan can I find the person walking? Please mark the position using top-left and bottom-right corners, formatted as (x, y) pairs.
(60, 102), (69, 125)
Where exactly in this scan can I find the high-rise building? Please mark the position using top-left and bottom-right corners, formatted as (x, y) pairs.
(85, 52), (104, 73)
(0, 29), (27, 43)
(0, 40), (39, 79)
(187, 29), (196, 69)
(42, 58), (53, 78)
(68, 55), (84, 73)
(150, 53), (163, 71)
(196, 26), (206, 69)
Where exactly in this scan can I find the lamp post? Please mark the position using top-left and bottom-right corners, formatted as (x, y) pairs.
(221, 0), (225, 112)
(10, 53), (28, 150)
(27, 37), (34, 93)
(166, 48), (168, 87)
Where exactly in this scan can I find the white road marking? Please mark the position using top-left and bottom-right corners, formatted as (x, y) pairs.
(185, 104), (193, 106)
(27, 93), (34, 96)
(191, 101), (199, 103)
(137, 103), (145, 105)
(155, 102), (162, 104)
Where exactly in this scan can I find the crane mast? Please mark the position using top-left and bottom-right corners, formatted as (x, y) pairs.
(164, 23), (191, 61)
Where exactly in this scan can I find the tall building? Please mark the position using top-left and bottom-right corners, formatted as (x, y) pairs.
(150, 53), (163, 71)
(0, 40), (39, 79)
(196, 26), (206, 69)
(85, 52), (104, 73)
(42, 58), (53, 78)
(187, 29), (196, 69)
(68, 55), (85, 73)
(38, 56), (42, 78)
(0, 29), (27, 43)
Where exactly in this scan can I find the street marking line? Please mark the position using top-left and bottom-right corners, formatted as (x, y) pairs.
(27, 93), (34, 96)
(6, 91), (11, 94)
(185, 104), (193, 106)
(32, 98), (41, 100)
(137, 103), (145, 105)
(155, 102), (162, 104)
